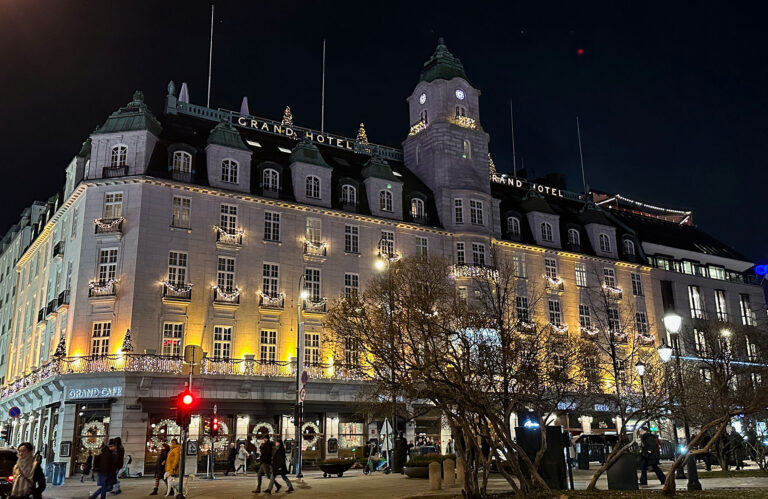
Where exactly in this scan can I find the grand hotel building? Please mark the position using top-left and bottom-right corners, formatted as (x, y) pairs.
(0, 40), (764, 475)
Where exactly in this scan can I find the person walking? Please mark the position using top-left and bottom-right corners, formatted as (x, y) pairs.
(109, 437), (124, 494)
(150, 443), (170, 495)
(252, 437), (273, 494)
(81, 452), (94, 483)
(265, 439), (293, 494)
(638, 427), (665, 486)
(225, 442), (237, 476)
(235, 444), (248, 475)
(89, 445), (116, 499)
(9, 442), (45, 499)
(164, 439), (181, 496)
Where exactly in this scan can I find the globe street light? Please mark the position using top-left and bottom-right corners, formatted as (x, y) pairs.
(635, 360), (647, 408)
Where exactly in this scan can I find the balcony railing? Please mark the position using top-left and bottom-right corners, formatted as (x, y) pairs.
(102, 165), (128, 178)
(88, 279), (117, 298)
(303, 240), (327, 258)
(602, 284), (623, 301)
(56, 290), (70, 309)
(46, 300), (57, 318)
(162, 282), (192, 301)
(259, 292), (285, 309)
(545, 275), (565, 292)
(214, 226), (243, 245)
(303, 298), (327, 314)
(52, 241), (65, 258)
(171, 169), (193, 183)
(0, 355), (365, 402)
(94, 218), (124, 235)
(37, 308), (46, 324)
(213, 287), (240, 304)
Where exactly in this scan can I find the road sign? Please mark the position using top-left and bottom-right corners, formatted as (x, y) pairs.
(299, 386), (306, 402)
(8, 407), (20, 418)
(381, 418), (394, 452)
(300, 370), (309, 385)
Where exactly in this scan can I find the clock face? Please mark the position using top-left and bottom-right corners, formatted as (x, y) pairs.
(419, 93), (426, 105)
(455, 89), (465, 100)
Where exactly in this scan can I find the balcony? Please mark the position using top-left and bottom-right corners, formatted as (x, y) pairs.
(170, 169), (193, 183)
(302, 298), (327, 315)
(56, 290), (70, 311)
(102, 165), (127, 178)
(94, 218), (124, 238)
(258, 292), (285, 314)
(37, 308), (46, 324)
(262, 186), (281, 199)
(602, 284), (623, 301)
(548, 323), (569, 335)
(214, 226), (243, 248)
(636, 333), (656, 346)
(213, 286), (240, 308)
(545, 275), (565, 294)
(88, 279), (117, 298)
(45, 300), (57, 319)
(580, 326), (600, 339)
(517, 321), (537, 335)
(451, 264), (499, 280)
(611, 331), (629, 344)
(52, 241), (65, 259)
(162, 282), (192, 302)
(303, 240), (327, 262)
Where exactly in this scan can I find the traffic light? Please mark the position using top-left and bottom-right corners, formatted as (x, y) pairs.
(211, 416), (219, 437)
(176, 389), (197, 427)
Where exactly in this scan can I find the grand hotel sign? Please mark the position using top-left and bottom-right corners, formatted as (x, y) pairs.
(491, 174), (569, 198)
(235, 116), (355, 151)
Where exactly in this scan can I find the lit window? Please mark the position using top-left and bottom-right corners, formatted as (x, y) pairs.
(507, 217), (521, 237)
(545, 258), (558, 279)
(91, 321), (111, 356)
(623, 239), (635, 257)
(513, 253), (527, 278)
(162, 323), (184, 356)
(260, 330), (277, 362)
(462, 140), (471, 159)
(548, 300), (562, 326)
(305, 176), (321, 199)
(103, 192), (123, 220)
(341, 185), (357, 205)
(379, 231), (394, 257)
(541, 222), (553, 242)
(213, 326), (232, 359)
(305, 218), (322, 245)
(599, 233), (611, 253)
(304, 333), (320, 365)
(173, 151), (192, 173)
(304, 268), (321, 302)
(740, 294), (754, 326)
(379, 190), (393, 212)
(714, 290), (728, 321)
(110, 145), (127, 167)
(568, 229), (580, 247)
(263, 168), (279, 191)
(411, 198), (425, 219)
(688, 285), (704, 319)
(171, 196), (191, 228)
(631, 273), (643, 296)
(575, 263), (587, 287)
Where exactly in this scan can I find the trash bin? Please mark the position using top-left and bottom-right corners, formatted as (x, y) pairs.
(606, 452), (638, 490)
(577, 447), (590, 470)
(49, 462), (67, 486)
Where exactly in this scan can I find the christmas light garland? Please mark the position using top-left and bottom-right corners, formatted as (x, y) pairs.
(408, 120), (427, 137)
(602, 283), (623, 297)
(549, 323), (569, 335)
(213, 225), (245, 242)
(451, 264), (499, 280)
(81, 421), (107, 450)
(281, 106), (294, 127)
(304, 298), (327, 312)
(448, 115), (477, 129)
(304, 239), (328, 251)
(356, 123), (369, 144)
(257, 290), (285, 306)
(252, 421), (275, 438)
(162, 281), (193, 293)
(213, 285), (241, 301)
(636, 333), (655, 345)
(150, 419), (181, 449)
(88, 278), (118, 293)
(580, 327), (600, 337)
(545, 275), (564, 288)
(94, 217), (125, 230)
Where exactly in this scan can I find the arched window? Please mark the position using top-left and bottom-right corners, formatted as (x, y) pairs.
(507, 217), (521, 237)
(173, 151), (192, 173)
(599, 233), (611, 252)
(341, 184), (357, 205)
(455, 106), (466, 118)
(462, 140), (471, 159)
(379, 190), (393, 212)
(568, 228), (580, 247)
(541, 222), (553, 242)
(411, 198), (425, 219)
(263, 168), (279, 191)
(110, 145), (127, 167)
(420, 110), (428, 124)
(623, 239), (635, 257)
(305, 175), (320, 199)
(221, 159), (238, 183)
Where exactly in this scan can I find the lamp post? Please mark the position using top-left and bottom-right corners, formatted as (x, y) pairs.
(634, 360), (646, 408)
(661, 312), (701, 490)
(376, 237), (397, 472)
(295, 274), (308, 479)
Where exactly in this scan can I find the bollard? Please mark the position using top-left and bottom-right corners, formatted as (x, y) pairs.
(443, 458), (455, 486)
(429, 461), (442, 491)
(456, 456), (465, 485)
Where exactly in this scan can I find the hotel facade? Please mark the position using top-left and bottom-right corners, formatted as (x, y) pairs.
(0, 40), (763, 475)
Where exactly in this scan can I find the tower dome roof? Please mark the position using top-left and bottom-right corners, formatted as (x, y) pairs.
(420, 38), (469, 83)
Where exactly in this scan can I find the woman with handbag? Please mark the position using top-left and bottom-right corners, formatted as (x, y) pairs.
(10, 442), (46, 499)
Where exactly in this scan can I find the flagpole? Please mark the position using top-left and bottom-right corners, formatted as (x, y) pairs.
(321, 39), (326, 134)
(206, 4), (215, 108)
(576, 116), (587, 194)
(510, 100), (517, 177)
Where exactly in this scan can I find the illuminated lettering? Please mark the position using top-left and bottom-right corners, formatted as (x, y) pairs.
(273, 125), (283, 134)
(261, 122), (270, 131)
(237, 117), (247, 126)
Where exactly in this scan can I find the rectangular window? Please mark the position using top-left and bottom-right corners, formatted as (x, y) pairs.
(344, 225), (359, 253)
(458, 286), (468, 303)
(167, 251), (188, 285)
(220, 204), (238, 233)
(454, 199), (463, 224)
(217, 257), (235, 292)
(635, 312), (649, 334)
(709, 266), (725, 280)
(306, 218), (322, 244)
(213, 326), (232, 359)
(162, 323), (184, 356)
(469, 200), (484, 225)
(264, 211), (280, 241)
(262, 263), (279, 297)
(71, 207), (79, 239)
(631, 273), (643, 296)
(471, 243), (486, 266)
(103, 192), (123, 219)
(260, 330), (277, 362)
(714, 290), (728, 321)
(172, 196), (191, 228)
(513, 253), (527, 278)
(579, 304), (591, 329)
(681, 261), (694, 275)
(740, 294), (754, 326)
(575, 263), (587, 287)
(608, 307), (620, 332)
(516, 296), (530, 323)
(380, 230), (394, 257)
(415, 236), (428, 257)
(344, 273), (359, 299)
(746, 338), (758, 361)
(456, 242), (465, 266)
(98, 248), (118, 282)
(548, 299), (562, 325)
(544, 258), (558, 279)
(603, 268), (616, 287)
(304, 332), (320, 365)
(91, 321), (111, 356)
(694, 329), (706, 354)
(305, 268), (321, 301)
(688, 285), (704, 319)
(345, 337), (360, 366)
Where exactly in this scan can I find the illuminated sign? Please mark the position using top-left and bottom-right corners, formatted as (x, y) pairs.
(755, 264), (768, 276)
(235, 116), (354, 151)
(491, 174), (567, 198)
(67, 386), (123, 399)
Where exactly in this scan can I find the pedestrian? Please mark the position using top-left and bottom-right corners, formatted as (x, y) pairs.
(150, 443), (170, 495)
(89, 445), (116, 499)
(81, 452), (93, 483)
(265, 439), (294, 494)
(9, 442), (45, 499)
(235, 443), (248, 475)
(406, 440), (414, 460)
(638, 427), (665, 486)
(164, 439), (181, 496)
(446, 438), (454, 454)
(225, 442), (237, 476)
(252, 437), (273, 494)
(109, 437), (124, 494)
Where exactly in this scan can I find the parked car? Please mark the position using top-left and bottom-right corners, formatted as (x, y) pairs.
(0, 448), (18, 498)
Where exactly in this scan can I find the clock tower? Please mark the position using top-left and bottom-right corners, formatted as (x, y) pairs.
(403, 39), (499, 235)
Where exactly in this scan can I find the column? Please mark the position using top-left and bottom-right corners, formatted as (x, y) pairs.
(58, 402), (77, 475)
(440, 414), (452, 454)
(578, 415), (593, 435)
(509, 412), (519, 441)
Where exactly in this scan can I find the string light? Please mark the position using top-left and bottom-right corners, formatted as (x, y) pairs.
(213, 285), (241, 302)
(549, 323), (569, 335)
(94, 217), (125, 230)
(257, 290), (285, 307)
(602, 283), (623, 298)
(281, 106), (294, 127)
(161, 280), (193, 293)
(451, 264), (499, 280)
(448, 115), (477, 129)
(213, 225), (245, 244)
(580, 327), (600, 337)
(89, 278), (118, 294)
(545, 275), (565, 289)
(636, 333), (655, 345)
(408, 120), (427, 137)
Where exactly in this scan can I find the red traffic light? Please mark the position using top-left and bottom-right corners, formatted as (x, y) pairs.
(212, 416), (219, 430)
(178, 389), (196, 408)
(182, 393), (194, 405)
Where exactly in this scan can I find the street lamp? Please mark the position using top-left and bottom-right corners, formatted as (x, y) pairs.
(295, 274), (308, 479)
(375, 237), (398, 473)
(635, 360), (647, 409)
(661, 312), (701, 490)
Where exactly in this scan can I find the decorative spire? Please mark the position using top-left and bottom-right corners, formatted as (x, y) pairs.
(53, 335), (66, 358)
(282, 106), (294, 127)
(488, 153), (497, 178)
(420, 37), (468, 83)
(167, 80), (176, 97)
(240, 96), (250, 116)
(179, 82), (190, 103)
(121, 329), (135, 353)
(356, 123), (369, 144)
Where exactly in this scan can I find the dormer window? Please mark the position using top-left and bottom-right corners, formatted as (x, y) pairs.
(411, 198), (425, 219)
(599, 233), (611, 253)
(462, 140), (471, 159)
(541, 222), (554, 242)
(507, 217), (521, 237)
(110, 145), (127, 167)
(623, 239), (635, 257)
(455, 106), (466, 118)
(379, 190), (393, 212)
(568, 228), (581, 247)
(173, 151), (192, 173)
(306, 175), (321, 199)
(221, 159), (239, 184)
(341, 185), (357, 205)
(263, 169), (279, 191)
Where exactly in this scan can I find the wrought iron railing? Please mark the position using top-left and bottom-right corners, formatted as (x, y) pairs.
(89, 279), (117, 298)
(259, 293), (285, 309)
(163, 282), (192, 300)
(52, 241), (65, 258)
(213, 287), (240, 304)
(102, 166), (128, 178)
(94, 218), (124, 235)
(303, 241), (327, 258)
(57, 290), (70, 308)
(303, 298), (327, 313)
(0, 355), (364, 401)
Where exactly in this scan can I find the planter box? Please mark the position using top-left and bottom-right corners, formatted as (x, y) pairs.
(404, 466), (429, 479)
(318, 461), (354, 477)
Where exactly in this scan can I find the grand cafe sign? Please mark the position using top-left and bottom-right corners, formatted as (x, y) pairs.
(235, 116), (355, 151)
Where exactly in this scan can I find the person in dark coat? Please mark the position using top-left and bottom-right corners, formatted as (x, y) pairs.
(150, 443), (170, 495)
(252, 437), (273, 494)
(9, 442), (45, 499)
(81, 452), (94, 483)
(109, 437), (124, 494)
(265, 439), (293, 494)
(638, 427), (665, 485)
(89, 445), (116, 499)
(225, 442), (237, 476)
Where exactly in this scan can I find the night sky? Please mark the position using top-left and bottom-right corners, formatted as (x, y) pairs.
(1, 1), (766, 259)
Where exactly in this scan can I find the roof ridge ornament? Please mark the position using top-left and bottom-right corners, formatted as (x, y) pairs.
(179, 82), (190, 103)
(282, 106), (294, 127)
(240, 96), (251, 116)
(420, 37), (469, 83)
(167, 80), (176, 97)
(356, 123), (369, 144)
